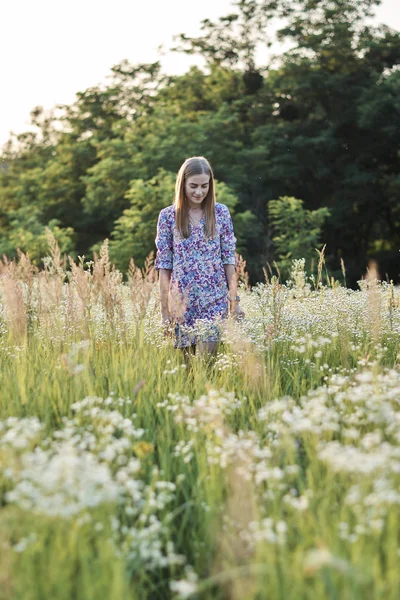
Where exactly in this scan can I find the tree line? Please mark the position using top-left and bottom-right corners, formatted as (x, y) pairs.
(1, 0), (399, 285)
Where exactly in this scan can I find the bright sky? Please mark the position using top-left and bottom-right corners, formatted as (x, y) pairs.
(1, 0), (398, 150)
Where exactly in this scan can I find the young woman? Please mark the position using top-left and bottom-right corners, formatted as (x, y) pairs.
(155, 156), (244, 356)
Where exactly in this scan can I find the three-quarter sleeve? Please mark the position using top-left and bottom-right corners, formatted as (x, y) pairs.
(220, 205), (237, 265)
(155, 209), (173, 270)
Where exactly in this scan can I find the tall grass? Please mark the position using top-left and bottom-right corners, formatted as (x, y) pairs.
(0, 238), (399, 599)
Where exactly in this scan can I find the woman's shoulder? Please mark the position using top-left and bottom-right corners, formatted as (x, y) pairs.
(215, 203), (231, 217)
(215, 202), (230, 211)
(159, 204), (175, 221)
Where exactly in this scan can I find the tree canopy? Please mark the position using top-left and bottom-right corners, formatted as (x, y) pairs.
(1, 0), (399, 284)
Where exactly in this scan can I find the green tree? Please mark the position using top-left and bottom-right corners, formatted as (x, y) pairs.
(0, 205), (75, 264)
(268, 196), (330, 277)
(1, 0), (399, 283)
(172, 0), (267, 92)
(108, 169), (176, 271)
(253, 1), (400, 281)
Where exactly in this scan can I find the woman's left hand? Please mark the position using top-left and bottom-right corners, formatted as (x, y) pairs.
(230, 303), (245, 322)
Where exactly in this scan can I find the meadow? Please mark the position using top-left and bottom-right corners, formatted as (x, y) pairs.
(0, 237), (399, 600)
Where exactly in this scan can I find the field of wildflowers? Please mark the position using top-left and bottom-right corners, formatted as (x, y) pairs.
(0, 237), (399, 599)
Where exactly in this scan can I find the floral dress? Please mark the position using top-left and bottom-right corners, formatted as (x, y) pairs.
(155, 202), (237, 348)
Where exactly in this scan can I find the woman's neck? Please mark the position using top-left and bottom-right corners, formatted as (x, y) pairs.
(187, 200), (204, 211)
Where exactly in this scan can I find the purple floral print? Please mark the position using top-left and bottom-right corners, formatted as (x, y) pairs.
(155, 203), (236, 348)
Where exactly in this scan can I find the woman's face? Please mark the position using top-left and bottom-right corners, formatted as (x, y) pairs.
(185, 174), (210, 207)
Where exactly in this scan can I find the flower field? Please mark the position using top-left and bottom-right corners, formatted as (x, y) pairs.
(0, 241), (399, 600)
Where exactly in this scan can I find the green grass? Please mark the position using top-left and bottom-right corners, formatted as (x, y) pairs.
(0, 266), (399, 599)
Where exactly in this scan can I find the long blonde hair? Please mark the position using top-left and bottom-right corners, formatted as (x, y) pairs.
(174, 156), (216, 239)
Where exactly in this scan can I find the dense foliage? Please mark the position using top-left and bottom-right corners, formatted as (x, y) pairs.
(1, 0), (399, 285)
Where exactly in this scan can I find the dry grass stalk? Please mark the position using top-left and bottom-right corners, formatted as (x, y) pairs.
(128, 252), (157, 319)
(340, 257), (346, 287)
(365, 260), (382, 344)
(0, 259), (27, 342)
(388, 280), (400, 332)
(272, 260), (281, 282)
(315, 244), (327, 288)
(92, 240), (124, 328)
(190, 397), (259, 598)
(15, 250), (38, 286)
(270, 277), (285, 338)
(226, 321), (266, 393)
(92, 239), (111, 301)
(68, 257), (91, 309)
(265, 262), (274, 280)
(213, 443), (258, 599)
(66, 257), (92, 336)
(15, 251), (38, 331)
(235, 253), (250, 290)
(2, 276), (28, 343)
(45, 228), (65, 277)
(34, 231), (66, 335)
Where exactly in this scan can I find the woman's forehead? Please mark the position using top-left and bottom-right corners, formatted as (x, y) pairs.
(186, 174), (210, 185)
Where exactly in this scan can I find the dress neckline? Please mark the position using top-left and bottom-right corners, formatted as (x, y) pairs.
(189, 215), (205, 229)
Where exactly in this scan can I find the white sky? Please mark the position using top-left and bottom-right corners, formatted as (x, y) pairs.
(1, 0), (399, 150)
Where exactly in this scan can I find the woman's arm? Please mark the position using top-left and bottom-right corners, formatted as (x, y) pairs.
(154, 209), (173, 324)
(159, 268), (172, 323)
(223, 264), (238, 311)
(220, 205), (243, 318)
(224, 264), (245, 320)
(223, 264), (244, 319)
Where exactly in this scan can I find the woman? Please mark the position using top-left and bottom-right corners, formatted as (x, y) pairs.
(155, 156), (244, 356)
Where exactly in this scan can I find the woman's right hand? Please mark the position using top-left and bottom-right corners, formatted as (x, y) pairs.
(161, 310), (173, 337)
